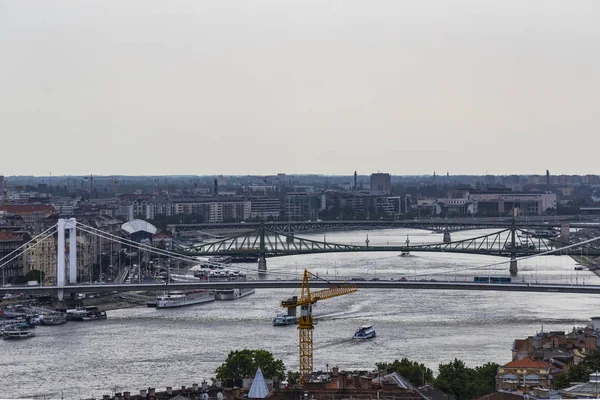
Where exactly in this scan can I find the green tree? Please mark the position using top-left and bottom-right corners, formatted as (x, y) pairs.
(471, 362), (500, 395)
(286, 371), (301, 385)
(555, 363), (589, 389)
(555, 350), (600, 389)
(23, 269), (45, 283)
(435, 360), (500, 400)
(435, 359), (476, 400)
(376, 358), (434, 387)
(215, 349), (285, 387)
(583, 349), (600, 371)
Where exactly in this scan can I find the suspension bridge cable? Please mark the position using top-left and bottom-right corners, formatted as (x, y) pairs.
(0, 227), (58, 271)
(75, 224), (303, 279)
(75, 225), (207, 264)
(76, 223), (209, 261)
(0, 224), (58, 264)
(76, 222), (297, 278)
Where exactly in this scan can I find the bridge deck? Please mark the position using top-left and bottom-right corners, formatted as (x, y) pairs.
(6, 280), (600, 295)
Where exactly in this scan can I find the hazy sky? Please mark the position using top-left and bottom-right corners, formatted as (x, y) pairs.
(1, 1), (599, 176)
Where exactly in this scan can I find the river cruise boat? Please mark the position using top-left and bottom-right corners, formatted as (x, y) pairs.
(156, 290), (215, 308)
(39, 313), (68, 325)
(215, 288), (255, 300)
(66, 306), (106, 321)
(272, 314), (298, 326)
(531, 229), (558, 238)
(3, 328), (35, 340)
(353, 325), (376, 339)
(82, 310), (107, 321)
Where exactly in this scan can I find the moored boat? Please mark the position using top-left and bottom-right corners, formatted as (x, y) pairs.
(39, 314), (68, 325)
(81, 310), (107, 321)
(155, 290), (215, 308)
(3, 328), (35, 340)
(66, 306), (106, 321)
(353, 325), (376, 339)
(272, 314), (298, 326)
(215, 288), (255, 300)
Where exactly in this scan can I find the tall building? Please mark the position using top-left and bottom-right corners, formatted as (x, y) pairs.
(23, 235), (57, 284)
(370, 173), (391, 195)
(285, 193), (320, 220)
(0, 231), (26, 284)
(250, 197), (281, 220)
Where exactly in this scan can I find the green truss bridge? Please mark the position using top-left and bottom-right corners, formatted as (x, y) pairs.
(179, 223), (600, 273)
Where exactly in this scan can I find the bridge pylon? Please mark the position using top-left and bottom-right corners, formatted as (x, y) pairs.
(56, 218), (77, 300)
(443, 228), (451, 243)
(509, 217), (518, 273)
(258, 222), (267, 272)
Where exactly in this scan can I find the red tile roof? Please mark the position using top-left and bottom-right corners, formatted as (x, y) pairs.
(3, 205), (56, 214)
(0, 232), (21, 241)
(503, 357), (551, 369)
(153, 232), (172, 238)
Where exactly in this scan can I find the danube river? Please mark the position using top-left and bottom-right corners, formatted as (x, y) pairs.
(2, 228), (599, 399)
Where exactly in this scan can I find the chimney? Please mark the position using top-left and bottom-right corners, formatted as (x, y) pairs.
(332, 367), (339, 377)
(148, 388), (156, 396)
(166, 387), (173, 395)
(139, 389), (147, 397)
(123, 392), (130, 400)
(360, 376), (371, 390)
(354, 171), (357, 191)
(214, 179), (218, 195)
(181, 385), (187, 392)
(193, 383), (199, 391)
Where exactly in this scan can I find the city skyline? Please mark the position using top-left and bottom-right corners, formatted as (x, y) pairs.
(2, 1), (599, 176)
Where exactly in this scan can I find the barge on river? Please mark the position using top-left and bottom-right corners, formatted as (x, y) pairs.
(155, 290), (215, 308)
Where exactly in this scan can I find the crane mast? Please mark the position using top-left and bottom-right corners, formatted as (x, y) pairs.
(281, 269), (358, 381)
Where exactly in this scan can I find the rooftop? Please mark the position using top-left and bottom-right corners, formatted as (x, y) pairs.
(503, 357), (551, 369)
(3, 204), (56, 214)
(0, 232), (21, 241)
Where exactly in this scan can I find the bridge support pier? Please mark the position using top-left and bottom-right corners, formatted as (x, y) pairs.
(560, 223), (571, 244)
(443, 232), (451, 243)
(509, 257), (518, 274)
(258, 256), (267, 272)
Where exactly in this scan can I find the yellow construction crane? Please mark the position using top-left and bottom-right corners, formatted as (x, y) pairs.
(1, 180), (23, 220)
(281, 270), (358, 382)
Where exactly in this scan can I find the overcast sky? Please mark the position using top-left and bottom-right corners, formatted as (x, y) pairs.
(1, 1), (599, 177)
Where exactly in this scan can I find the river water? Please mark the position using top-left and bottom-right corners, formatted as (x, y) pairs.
(2, 228), (599, 399)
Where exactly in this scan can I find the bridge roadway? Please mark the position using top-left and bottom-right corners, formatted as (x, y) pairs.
(6, 280), (600, 296)
(168, 216), (600, 234)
